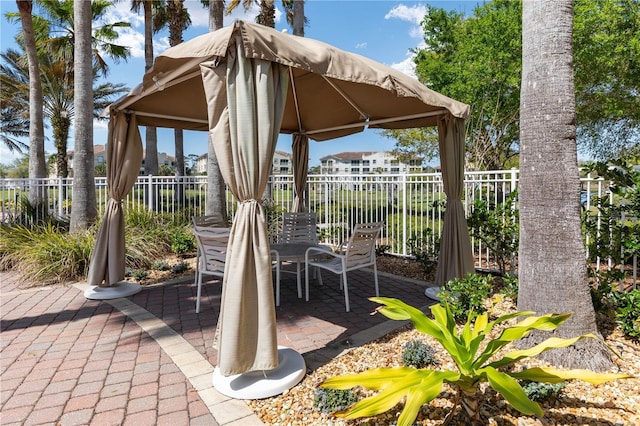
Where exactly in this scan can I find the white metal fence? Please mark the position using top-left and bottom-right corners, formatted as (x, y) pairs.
(1, 170), (636, 287)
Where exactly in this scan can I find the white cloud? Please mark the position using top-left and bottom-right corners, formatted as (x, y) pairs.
(355, 42), (368, 50)
(385, 4), (428, 38)
(0, 146), (24, 166)
(390, 41), (426, 80)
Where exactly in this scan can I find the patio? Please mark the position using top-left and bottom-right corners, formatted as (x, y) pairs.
(0, 267), (435, 425)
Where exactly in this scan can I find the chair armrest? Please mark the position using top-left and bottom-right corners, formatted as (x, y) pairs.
(305, 245), (341, 262)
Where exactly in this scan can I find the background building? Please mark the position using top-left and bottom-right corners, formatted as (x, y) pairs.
(319, 151), (423, 175)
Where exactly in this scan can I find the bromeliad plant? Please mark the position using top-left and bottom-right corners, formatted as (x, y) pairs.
(322, 297), (631, 425)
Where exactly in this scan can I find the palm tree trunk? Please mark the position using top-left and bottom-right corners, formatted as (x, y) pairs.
(70, 0), (97, 232)
(142, 0), (159, 208)
(206, 1), (228, 224)
(517, 0), (612, 371)
(292, 0), (304, 36)
(17, 0), (47, 211)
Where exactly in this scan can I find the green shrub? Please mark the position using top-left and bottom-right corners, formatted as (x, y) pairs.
(407, 228), (439, 270)
(171, 229), (196, 255)
(610, 289), (640, 341)
(438, 273), (494, 322)
(313, 388), (359, 414)
(402, 339), (438, 369)
(500, 273), (519, 301)
(151, 260), (171, 271)
(466, 191), (519, 275)
(520, 380), (567, 402)
(172, 261), (189, 273)
(132, 269), (149, 281)
(322, 298), (630, 425)
(375, 244), (391, 256)
(0, 223), (94, 283)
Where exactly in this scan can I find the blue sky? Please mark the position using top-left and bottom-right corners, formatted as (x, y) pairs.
(0, 0), (480, 167)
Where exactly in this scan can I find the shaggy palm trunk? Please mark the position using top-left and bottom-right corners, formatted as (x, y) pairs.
(142, 0), (158, 208)
(517, 0), (612, 370)
(17, 0), (47, 212)
(205, 0), (228, 224)
(70, 0), (97, 232)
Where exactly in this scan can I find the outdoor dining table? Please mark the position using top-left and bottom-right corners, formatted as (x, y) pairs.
(270, 242), (332, 304)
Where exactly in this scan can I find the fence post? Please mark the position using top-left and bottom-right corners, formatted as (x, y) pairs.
(147, 175), (154, 211)
(401, 174), (407, 256)
(58, 177), (63, 218)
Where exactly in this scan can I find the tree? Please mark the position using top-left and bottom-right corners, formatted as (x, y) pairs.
(414, 0), (521, 170)
(517, 0), (612, 370)
(1, 49), (127, 179)
(206, 0), (229, 224)
(410, 0), (639, 167)
(282, 0), (306, 35)
(573, 0), (640, 160)
(130, 0), (158, 178)
(16, 0), (47, 209)
(70, 0), (96, 232)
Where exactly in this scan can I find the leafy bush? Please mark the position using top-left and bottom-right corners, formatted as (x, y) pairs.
(402, 339), (438, 369)
(151, 260), (171, 271)
(313, 388), (359, 414)
(407, 228), (439, 270)
(466, 191), (519, 275)
(322, 298), (630, 425)
(375, 244), (391, 256)
(132, 269), (149, 281)
(171, 229), (195, 255)
(520, 380), (567, 402)
(500, 273), (519, 301)
(172, 261), (189, 273)
(610, 289), (640, 341)
(438, 273), (494, 322)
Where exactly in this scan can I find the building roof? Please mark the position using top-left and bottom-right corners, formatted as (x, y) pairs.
(319, 151), (378, 161)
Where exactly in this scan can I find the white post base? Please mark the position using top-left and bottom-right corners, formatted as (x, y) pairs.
(84, 281), (141, 300)
(212, 346), (306, 400)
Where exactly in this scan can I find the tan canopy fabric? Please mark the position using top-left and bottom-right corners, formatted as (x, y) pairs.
(87, 113), (143, 286)
(435, 116), (475, 285)
(98, 20), (474, 376)
(108, 21), (469, 139)
(291, 134), (309, 212)
(201, 39), (289, 375)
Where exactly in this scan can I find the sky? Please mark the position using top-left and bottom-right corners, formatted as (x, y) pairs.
(0, 0), (481, 168)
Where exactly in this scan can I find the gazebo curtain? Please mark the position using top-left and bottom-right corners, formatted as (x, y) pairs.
(435, 115), (475, 285)
(87, 112), (143, 286)
(201, 39), (289, 375)
(291, 133), (309, 212)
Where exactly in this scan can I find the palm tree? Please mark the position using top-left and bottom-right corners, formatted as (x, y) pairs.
(204, 0), (228, 224)
(1, 48), (128, 179)
(70, 0), (96, 232)
(518, 0), (612, 370)
(16, 0), (47, 210)
(130, 0), (159, 178)
(0, 54), (29, 155)
(226, 0), (275, 28)
(152, 0), (191, 205)
(282, 0), (305, 35)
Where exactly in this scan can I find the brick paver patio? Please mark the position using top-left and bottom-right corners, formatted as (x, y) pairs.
(1, 266), (435, 425)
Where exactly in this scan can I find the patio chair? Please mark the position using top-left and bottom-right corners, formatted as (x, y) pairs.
(304, 221), (383, 312)
(277, 212), (319, 245)
(192, 225), (230, 313)
(271, 212), (325, 306)
(192, 215), (228, 287)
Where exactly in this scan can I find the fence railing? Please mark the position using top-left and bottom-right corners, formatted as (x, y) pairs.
(1, 170), (635, 288)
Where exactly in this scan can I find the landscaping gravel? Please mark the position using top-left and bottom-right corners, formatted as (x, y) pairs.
(247, 298), (640, 425)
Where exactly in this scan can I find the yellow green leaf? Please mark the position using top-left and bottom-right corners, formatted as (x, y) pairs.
(510, 367), (633, 385)
(483, 366), (544, 416)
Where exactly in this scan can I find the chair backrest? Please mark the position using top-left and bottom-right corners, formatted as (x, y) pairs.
(193, 227), (230, 275)
(345, 222), (383, 268)
(193, 215), (227, 232)
(278, 212), (319, 245)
